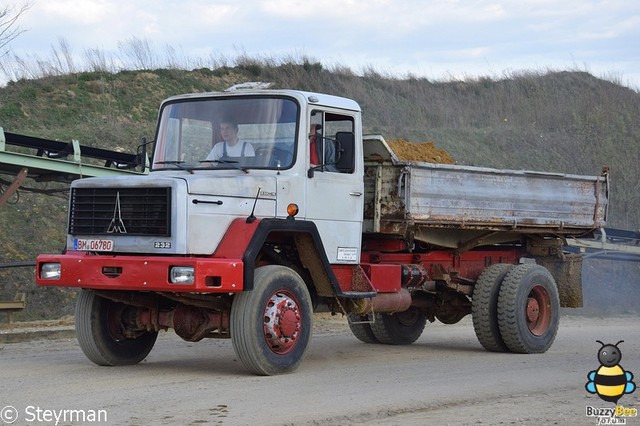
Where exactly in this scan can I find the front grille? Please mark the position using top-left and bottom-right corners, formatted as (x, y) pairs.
(69, 187), (171, 236)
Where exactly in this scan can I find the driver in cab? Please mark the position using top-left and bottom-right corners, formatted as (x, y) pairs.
(206, 118), (255, 161)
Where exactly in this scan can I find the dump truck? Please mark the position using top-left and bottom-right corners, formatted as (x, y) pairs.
(36, 88), (609, 375)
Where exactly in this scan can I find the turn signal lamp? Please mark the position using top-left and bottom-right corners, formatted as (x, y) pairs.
(287, 203), (299, 218)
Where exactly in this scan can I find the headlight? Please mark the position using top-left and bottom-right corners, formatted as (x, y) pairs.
(170, 266), (194, 284)
(40, 263), (61, 280)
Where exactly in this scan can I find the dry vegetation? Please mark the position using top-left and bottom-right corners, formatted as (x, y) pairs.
(1, 44), (639, 320)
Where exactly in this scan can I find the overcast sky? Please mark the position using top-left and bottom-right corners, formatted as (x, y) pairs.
(4, 0), (640, 90)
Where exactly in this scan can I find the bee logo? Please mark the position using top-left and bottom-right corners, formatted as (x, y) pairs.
(586, 340), (636, 403)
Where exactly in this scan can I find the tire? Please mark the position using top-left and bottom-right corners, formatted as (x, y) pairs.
(347, 314), (379, 344)
(230, 265), (313, 375)
(370, 308), (427, 345)
(497, 264), (560, 353)
(75, 289), (158, 366)
(472, 263), (513, 352)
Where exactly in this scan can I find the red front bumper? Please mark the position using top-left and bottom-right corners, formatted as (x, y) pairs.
(36, 251), (244, 293)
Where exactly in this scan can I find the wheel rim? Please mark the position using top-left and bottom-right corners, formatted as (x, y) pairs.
(263, 290), (302, 354)
(526, 285), (551, 336)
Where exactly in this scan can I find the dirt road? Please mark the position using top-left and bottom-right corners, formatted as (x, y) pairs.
(1, 312), (639, 425)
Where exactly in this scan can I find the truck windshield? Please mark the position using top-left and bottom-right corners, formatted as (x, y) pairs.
(153, 96), (299, 171)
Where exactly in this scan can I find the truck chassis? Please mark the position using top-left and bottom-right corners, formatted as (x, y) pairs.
(35, 89), (607, 375)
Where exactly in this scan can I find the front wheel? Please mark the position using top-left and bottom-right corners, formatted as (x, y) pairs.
(497, 264), (560, 353)
(75, 289), (158, 366)
(231, 265), (313, 375)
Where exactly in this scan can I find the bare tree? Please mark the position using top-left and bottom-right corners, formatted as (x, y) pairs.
(0, 2), (32, 57)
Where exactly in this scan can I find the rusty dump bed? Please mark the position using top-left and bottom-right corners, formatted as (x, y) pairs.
(362, 135), (608, 249)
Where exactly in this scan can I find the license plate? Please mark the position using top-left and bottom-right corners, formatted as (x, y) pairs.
(74, 238), (114, 252)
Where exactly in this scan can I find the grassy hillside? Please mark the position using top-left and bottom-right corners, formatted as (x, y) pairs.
(1, 64), (639, 319)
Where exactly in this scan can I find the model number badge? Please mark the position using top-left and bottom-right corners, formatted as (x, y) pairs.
(154, 242), (172, 249)
(337, 247), (358, 262)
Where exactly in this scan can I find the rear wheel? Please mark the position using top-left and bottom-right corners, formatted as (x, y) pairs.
(347, 314), (379, 343)
(472, 263), (513, 352)
(231, 265), (312, 375)
(370, 308), (427, 345)
(75, 289), (158, 366)
(497, 264), (560, 353)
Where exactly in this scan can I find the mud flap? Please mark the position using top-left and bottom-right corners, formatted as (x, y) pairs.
(534, 254), (583, 308)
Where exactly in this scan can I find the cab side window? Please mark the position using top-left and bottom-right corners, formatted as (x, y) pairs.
(310, 111), (355, 174)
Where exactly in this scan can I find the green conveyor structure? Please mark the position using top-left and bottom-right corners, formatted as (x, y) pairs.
(0, 127), (149, 206)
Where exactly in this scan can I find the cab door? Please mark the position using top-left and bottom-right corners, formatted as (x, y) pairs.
(303, 110), (363, 264)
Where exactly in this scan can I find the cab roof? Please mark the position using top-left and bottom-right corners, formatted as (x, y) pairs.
(161, 88), (362, 113)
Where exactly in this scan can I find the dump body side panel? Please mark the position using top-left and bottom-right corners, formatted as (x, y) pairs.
(363, 135), (608, 244)
(403, 163), (607, 230)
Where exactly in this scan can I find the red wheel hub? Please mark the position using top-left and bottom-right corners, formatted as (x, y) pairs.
(527, 285), (551, 336)
(526, 297), (540, 322)
(263, 291), (302, 354)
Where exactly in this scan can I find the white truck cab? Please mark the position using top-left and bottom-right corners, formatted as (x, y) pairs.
(151, 89), (364, 263)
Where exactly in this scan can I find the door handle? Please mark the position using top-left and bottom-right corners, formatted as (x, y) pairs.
(349, 192), (362, 196)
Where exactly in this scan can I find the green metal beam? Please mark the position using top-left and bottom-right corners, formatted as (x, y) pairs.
(0, 150), (147, 180)
(0, 127), (148, 182)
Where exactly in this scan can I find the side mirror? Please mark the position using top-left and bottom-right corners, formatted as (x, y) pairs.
(334, 131), (355, 173)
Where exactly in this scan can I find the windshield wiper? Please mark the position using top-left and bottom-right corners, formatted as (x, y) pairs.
(200, 160), (249, 174)
(155, 161), (195, 174)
